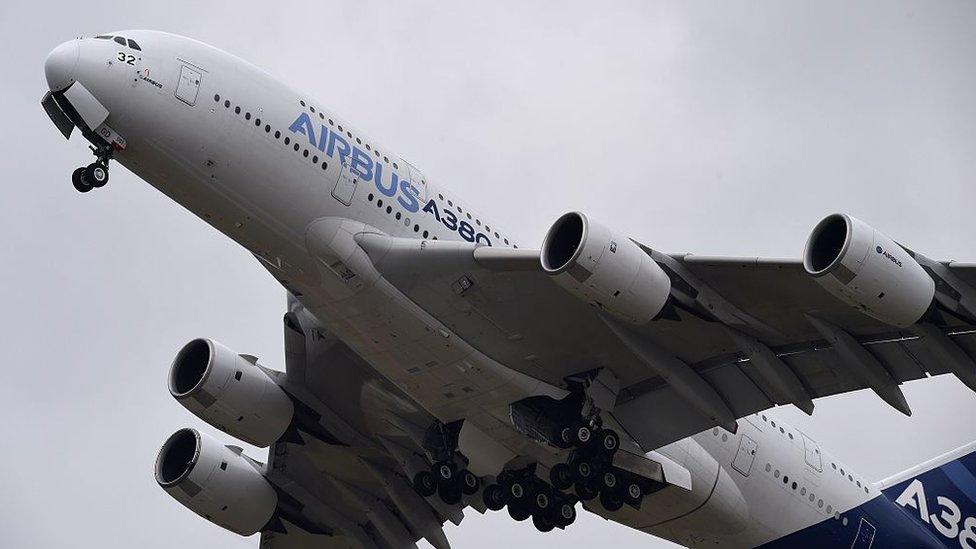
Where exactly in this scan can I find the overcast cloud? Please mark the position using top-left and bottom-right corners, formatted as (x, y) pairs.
(2, 1), (976, 547)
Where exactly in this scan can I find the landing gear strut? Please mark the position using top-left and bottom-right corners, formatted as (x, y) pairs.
(72, 145), (111, 193)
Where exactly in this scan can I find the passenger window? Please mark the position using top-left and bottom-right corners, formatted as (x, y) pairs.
(114, 36), (126, 46)
(94, 35), (113, 40)
(127, 39), (141, 51)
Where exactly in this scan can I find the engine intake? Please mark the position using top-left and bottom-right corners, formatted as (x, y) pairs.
(155, 428), (277, 536)
(169, 338), (294, 447)
(541, 212), (671, 324)
(803, 213), (935, 327)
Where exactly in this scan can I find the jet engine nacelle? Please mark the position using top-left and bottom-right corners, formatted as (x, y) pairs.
(169, 338), (294, 448)
(155, 428), (277, 536)
(803, 213), (935, 327)
(541, 212), (672, 324)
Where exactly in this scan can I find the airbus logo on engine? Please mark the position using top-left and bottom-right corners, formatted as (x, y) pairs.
(876, 245), (903, 268)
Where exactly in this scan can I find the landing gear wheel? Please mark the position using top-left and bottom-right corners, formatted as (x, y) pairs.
(85, 163), (108, 188)
(532, 513), (555, 533)
(438, 482), (462, 505)
(72, 167), (91, 193)
(575, 481), (599, 501)
(507, 479), (528, 507)
(560, 426), (574, 446)
(624, 481), (643, 507)
(412, 470), (437, 497)
(459, 469), (480, 495)
(600, 490), (623, 512)
(483, 484), (506, 511)
(575, 460), (594, 482)
(554, 501), (577, 527)
(533, 490), (551, 513)
(601, 470), (618, 491)
(574, 424), (592, 446)
(549, 463), (574, 490)
(507, 503), (531, 522)
(598, 429), (619, 454)
(434, 461), (455, 484)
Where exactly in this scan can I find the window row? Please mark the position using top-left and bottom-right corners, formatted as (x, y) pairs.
(435, 192), (516, 247)
(297, 100), (517, 249)
(763, 462), (845, 523)
(367, 193), (435, 240)
(758, 414), (870, 495)
(298, 99), (400, 169)
(215, 94), (329, 173)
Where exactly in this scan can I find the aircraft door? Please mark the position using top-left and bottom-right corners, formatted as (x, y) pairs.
(400, 159), (427, 202)
(801, 433), (823, 472)
(731, 435), (758, 476)
(851, 518), (876, 548)
(175, 64), (202, 106)
(332, 156), (357, 206)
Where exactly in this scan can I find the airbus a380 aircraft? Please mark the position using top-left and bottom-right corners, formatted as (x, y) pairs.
(41, 30), (976, 548)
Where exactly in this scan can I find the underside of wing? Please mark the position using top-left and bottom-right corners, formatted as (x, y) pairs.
(255, 301), (465, 549)
(353, 211), (976, 450)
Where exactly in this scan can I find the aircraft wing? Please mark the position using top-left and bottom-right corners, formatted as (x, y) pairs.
(257, 302), (462, 549)
(353, 232), (976, 451)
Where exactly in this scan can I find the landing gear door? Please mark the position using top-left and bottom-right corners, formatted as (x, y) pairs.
(332, 156), (358, 206)
(175, 64), (202, 106)
(801, 433), (823, 472)
(731, 435), (758, 476)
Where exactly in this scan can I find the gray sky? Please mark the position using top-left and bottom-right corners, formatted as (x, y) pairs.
(3, 1), (976, 547)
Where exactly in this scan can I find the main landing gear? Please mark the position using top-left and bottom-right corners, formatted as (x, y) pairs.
(411, 420), (482, 506)
(71, 146), (111, 193)
(549, 418), (647, 513)
(411, 459), (480, 505)
(482, 464), (578, 532)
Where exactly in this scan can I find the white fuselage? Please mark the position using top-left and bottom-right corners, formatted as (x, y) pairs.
(50, 30), (886, 548)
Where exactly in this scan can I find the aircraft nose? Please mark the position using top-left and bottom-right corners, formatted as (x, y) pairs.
(45, 39), (80, 92)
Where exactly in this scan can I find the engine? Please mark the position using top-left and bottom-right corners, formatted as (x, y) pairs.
(155, 428), (277, 536)
(803, 213), (935, 327)
(541, 212), (672, 324)
(169, 338), (294, 448)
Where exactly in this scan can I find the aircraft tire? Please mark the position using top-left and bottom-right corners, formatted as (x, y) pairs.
(459, 469), (480, 495)
(554, 501), (577, 527)
(598, 429), (619, 454)
(438, 482), (462, 505)
(599, 489), (623, 512)
(72, 167), (92, 193)
(413, 470), (437, 497)
(483, 484), (506, 511)
(532, 512), (555, 533)
(434, 461), (455, 484)
(574, 481), (599, 501)
(508, 502), (531, 522)
(623, 480), (643, 507)
(549, 463), (574, 490)
(85, 163), (108, 188)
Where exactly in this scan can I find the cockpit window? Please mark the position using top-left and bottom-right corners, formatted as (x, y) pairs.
(127, 39), (141, 51)
(113, 36), (126, 45)
(94, 35), (113, 40)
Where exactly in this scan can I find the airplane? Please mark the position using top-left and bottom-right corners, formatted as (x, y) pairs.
(41, 30), (976, 548)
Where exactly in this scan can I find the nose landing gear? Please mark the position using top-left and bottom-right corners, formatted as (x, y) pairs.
(71, 146), (111, 193)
